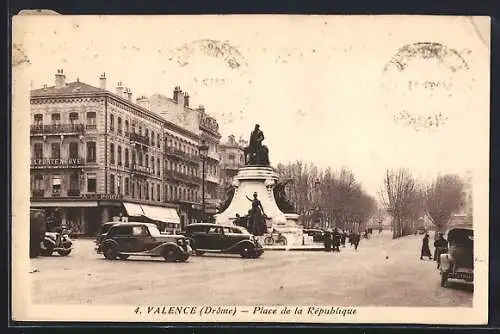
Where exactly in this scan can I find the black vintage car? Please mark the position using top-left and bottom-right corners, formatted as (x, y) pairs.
(439, 226), (474, 288)
(303, 229), (325, 242)
(182, 223), (264, 258)
(96, 222), (192, 262)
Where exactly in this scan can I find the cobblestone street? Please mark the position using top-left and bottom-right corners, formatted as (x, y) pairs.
(29, 231), (472, 306)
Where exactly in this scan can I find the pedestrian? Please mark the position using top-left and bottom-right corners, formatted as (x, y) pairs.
(323, 229), (332, 252)
(420, 232), (432, 260)
(352, 232), (360, 250)
(340, 231), (346, 247)
(433, 232), (448, 268)
(332, 228), (341, 252)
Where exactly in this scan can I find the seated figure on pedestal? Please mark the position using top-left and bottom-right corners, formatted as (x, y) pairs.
(246, 192), (267, 236)
(244, 124), (270, 166)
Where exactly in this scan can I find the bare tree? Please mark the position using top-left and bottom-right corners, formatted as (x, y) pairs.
(379, 168), (420, 239)
(424, 174), (465, 233)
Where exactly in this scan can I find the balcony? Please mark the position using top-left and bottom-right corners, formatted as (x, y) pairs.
(131, 164), (154, 177)
(31, 189), (45, 198)
(31, 156), (86, 169)
(221, 162), (242, 170)
(165, 147), (200, 164)
(129, 132), (150, 146)
(67, 189), (81, 197)
(30, 123), (85, 136)
(86, 124), (97, 131)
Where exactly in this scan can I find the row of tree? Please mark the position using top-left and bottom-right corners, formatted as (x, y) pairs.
(379, 168), (467, 239)
(275, 161), (377, 231)
(275, 162), (468, 239)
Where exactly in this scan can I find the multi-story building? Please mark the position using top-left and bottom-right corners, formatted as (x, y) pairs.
(218, 135), (246, 200)
(148, 87), (222, 217)
(29, 70), (181, 235)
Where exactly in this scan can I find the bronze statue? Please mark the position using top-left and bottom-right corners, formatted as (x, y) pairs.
(244, 124), (270, 166)
(245, 192), (267, 236)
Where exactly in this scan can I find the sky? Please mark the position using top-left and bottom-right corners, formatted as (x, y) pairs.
(13, 15), (490, 197)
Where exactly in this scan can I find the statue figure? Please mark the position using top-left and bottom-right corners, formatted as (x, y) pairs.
(245, 192), (267, 236)
(244, 124), (270, 166)
(217, 185), (235, 213)
(273, 180), (297, 214)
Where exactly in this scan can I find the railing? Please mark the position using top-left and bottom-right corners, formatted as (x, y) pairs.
(30, 123), (85, 135)
(129, 132), (150, 146)
(86, 124), (97, 130)
(67, 189), (81, 197)
(31, 189), (44, 198)
(31, 157), (86, 168)
(165, 147), (200, 163)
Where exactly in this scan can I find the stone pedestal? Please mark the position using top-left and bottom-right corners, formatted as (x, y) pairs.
(214, 166), (303, 246)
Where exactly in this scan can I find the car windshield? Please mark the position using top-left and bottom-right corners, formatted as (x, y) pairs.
(233, 226), (250, 234)
(147, 225), (162, 237)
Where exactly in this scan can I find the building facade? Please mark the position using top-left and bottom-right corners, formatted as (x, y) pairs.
(147, 87), (222, 216)
(30, 70), (180, 235)
(218, 135), (246, 200)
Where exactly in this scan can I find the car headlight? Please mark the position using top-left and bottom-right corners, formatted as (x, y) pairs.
(177, 239), (184, 245)
(185, 239), (190, 245)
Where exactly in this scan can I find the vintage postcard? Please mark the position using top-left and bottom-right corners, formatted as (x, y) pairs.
(11, 15), (490, 324)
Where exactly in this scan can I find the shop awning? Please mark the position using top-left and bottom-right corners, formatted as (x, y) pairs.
(31, 201), (98, 208)
(123, 202), (144, 217)
(141, 204), (180, 225)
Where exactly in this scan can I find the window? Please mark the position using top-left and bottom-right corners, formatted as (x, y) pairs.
(228, 153), (235, 160)
(145, 182), (150, 200)
(34, 174), (44, 190)
(151, 156), (155, 173)
(169, 185), (173, 200)
(117, 145), (122, 166)
(125, 120), (129, 135)
(145, 154), (149, 168)
(125, 177), (130, 196)
(138, 151), (143, 166)
(110, 143), (115, 164)
(157, 134), (161, 148)
(145, 128), (149, 139)
(157, 158), (160, 176)
(51, 177), (61, 196)
(111, 226), (132, 237)
(132, 150), (136, 166)
(51, 143), (60, 159)
(34, 114), (43, 126)
(132, 226), (149, 237)
(69, 142), (79, 159)
(151, 184), (154, 202)
(69, 173), (79, 190)
(69, 112), (79, 124)
(208, 226), (222, 234)
(86, 141), (96, 163)
(33, 143), (43, 159)
(87, 173), (97, 192)
(151, 131), (155, 146)
(86, 112), (96, 129)
(109, 174), (115, 194)
(117, 175), (122, 195)
(139, 126), (142, 135)
(164, 185), (168, 201)
(110, 114), (115, 131)
(51, 113), (61, 125)
(124, 149), (129, 168)
(117, 117), (122, 134)
(131, 181), (135, 198)
(138, 181), (142, 199)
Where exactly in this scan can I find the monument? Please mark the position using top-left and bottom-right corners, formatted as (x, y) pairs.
(214, 124), (303, 246)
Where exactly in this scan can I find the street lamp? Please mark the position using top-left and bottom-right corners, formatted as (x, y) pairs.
(199, 140), (209, 223)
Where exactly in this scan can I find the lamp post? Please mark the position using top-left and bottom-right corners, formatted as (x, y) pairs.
(199, 140), (209, 223)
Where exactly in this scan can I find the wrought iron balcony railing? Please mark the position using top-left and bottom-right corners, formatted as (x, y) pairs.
(129, 132), (150, 146)
(30, 123), (85, 135)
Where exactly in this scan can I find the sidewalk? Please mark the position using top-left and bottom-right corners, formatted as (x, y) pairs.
(263, 244), (325, 251)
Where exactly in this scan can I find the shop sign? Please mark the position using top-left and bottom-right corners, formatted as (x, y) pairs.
(31, 158), (83, 168)
(81, 193), (124, 201)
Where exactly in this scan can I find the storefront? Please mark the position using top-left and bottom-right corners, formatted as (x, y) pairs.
(122, 202), (181, 233)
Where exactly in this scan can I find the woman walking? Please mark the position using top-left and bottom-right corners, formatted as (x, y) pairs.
(420, 232), (433, 260)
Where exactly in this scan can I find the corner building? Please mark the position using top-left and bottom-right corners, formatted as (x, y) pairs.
(30, 70), (180, 235)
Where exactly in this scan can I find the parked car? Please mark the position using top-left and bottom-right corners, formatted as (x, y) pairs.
(303, 229), (325, 242)
(439, 226), (474, 288)
(95, 221), (120, 245)
(182, 223), (264, 258)
(41, 225), (73, 256)
(96, 222), (191, 262)
(30, 209), (47, 258)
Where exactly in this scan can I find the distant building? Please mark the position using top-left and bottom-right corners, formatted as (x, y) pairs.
(218, 135), (246, 200)
(450, 170), (473, 226)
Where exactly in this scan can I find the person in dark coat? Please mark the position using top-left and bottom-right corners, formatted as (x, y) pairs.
(340, 231), (347, 247)
(352, 232), (361, 250)
(433, 232), (448, 268)
(332, 228), (341, 252)
(323, 229), (333, 252)
(420, 232), (433, 260)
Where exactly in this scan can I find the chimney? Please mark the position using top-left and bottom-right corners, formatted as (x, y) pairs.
(99, 72), (106, 90)
(184, 92), (190, 107)
(136, 95), (150, 110)
(55, 69), (66, 88)
(126, 88), (132, 102)
(173, 86), (180, 102)
(116, 81), (124, 97)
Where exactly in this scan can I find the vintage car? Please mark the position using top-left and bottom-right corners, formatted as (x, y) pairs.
(302, 229), (325, 243)
(182, 223), (264, 258)
(439, 226), (474, 287)
(96, 222), (191, 262)
(95, 221), (120, 246)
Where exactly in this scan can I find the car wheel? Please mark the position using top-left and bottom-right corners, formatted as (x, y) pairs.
(195, 250), (205, 256)
(163, 247), (179, 262)
(117, 254), (129, 260)
(276, 236), (287, 246)
(178, 253), (190, 262)
(440, 271), (449, 287)
(57, 249), (72, 256)
(40, 240), (54, 256)
(240, 246), (251, 258)
(103, 245), (118, 260)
